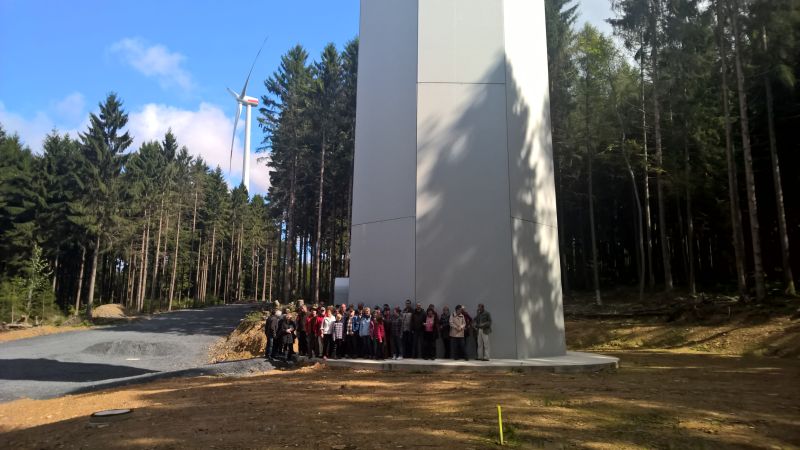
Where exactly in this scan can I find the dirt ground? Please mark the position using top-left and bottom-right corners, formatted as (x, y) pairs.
(0, 351), (798, 449)
(0, 325), (87, 343)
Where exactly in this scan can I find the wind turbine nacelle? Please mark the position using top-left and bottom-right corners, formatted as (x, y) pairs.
(242, 96), (259, 106)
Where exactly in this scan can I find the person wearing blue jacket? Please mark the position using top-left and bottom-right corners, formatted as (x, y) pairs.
(358, 307), (373, 358)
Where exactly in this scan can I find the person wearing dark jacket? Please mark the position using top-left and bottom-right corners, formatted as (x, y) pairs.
(474, 303), (492, 361)
(296, 306), (308, 356)
(278, 312), (296, 361)
(411, 302), (426, 358)
(265, 310), (281, 360)
(439, 305), (451, 359)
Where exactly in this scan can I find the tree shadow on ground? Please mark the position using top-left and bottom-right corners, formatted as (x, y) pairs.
(0, 358), (156, 382)
(2, 352), (798, 449)
(101, 304), (253, 337)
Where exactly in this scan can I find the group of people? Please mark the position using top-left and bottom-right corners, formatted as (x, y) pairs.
(263, 299), (493, 363)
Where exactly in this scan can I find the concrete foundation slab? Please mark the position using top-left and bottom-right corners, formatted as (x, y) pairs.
(323, 352), (618, 374)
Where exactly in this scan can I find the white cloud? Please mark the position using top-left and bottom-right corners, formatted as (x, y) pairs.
(52, 92), (86, 122)
(127, 102), (271, 194)
(0, 95), (270, 194)
(0, 94), (86, 152)
(110, 38), (194, 91)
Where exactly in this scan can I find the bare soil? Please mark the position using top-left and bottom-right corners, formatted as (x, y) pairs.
(3, 299), (799, 449)
(0, 352), (798, 449)
(0, 325), (87, 343)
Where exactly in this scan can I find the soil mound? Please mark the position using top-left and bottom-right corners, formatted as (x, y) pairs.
(91, 304), (129, 320)
(209, 315), (266, 363)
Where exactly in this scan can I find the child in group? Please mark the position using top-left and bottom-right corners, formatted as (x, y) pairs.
(346, 308), (358, 358)
(422, 308), (438, 360)
(371, 310), (386, 360)
(333, 312), (344, 359)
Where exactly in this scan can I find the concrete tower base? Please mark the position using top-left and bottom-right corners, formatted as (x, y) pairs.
(350, 0), (566, 359)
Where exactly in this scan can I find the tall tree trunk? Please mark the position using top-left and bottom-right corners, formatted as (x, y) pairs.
(268, 246), (274, 303)
(588, 153), (602, 306)
(190, 189), (198, 298)
(640, 35), (656, 291)
(254, 244), (259, 302)
(650, 2), (673, 292)
(209, 225), (216, 300)
(74, 246), (86, 315)
(584, 73), (601, 306)
(313, 130), (327, 304)
(762, 28), (795, 296)
(86, 235), (101, 318)
(236, 223), (244, 301)
(139, 211), (151, 311)
(51, 254), (59, 293)
(730, 0), (766, 301)
(151, 198), (164, 300)
(284, 153), (298, 303)
(620, 125), (645, 302)
(684, 124), (696, 296)
(168, 208), (182, 311)
(716, 1), (749, 300)
(195, 234), (203, 304)
(261, 245), (272, 303)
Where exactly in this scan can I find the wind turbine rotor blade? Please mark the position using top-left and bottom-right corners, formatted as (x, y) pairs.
(227, 87), (241, 101)
(240, 36), (269, 97)
(229, 103), (242, 173)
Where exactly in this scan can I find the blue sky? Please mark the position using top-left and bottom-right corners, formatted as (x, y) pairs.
(0, 0), (613, 194)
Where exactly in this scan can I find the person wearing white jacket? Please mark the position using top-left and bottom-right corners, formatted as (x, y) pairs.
(321, 307), (336, 359)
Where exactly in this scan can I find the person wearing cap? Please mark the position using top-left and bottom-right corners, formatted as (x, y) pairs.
(449, 305), (468, 360)
(474, 303), (492, 361)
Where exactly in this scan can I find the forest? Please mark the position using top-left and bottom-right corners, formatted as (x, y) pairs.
(0, 0), (798, 323)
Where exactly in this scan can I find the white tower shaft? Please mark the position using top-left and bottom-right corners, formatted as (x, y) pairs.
(243, 104), (252, 191)
(349, 0), (566, 359)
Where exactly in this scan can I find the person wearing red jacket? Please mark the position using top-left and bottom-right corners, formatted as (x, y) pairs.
(371, 310), (386, 360)
(313, 307), (325, 359)
(306, 309), (318, 358)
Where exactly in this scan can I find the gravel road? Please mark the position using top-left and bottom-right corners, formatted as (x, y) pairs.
(0, 304), (255, 402)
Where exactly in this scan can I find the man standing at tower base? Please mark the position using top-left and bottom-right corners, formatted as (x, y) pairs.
(474, 304), (492, 361)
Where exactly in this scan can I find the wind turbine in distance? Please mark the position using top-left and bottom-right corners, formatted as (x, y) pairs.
(228, 37), (268, 193)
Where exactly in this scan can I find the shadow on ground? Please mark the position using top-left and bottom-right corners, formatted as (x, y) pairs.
(1, 352), (798, 449)
(0, 359), (156, 382)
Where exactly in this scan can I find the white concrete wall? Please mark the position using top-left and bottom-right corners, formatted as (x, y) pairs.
(352, 0), (418, 226)
(349, 0), (418, 304)
(351, 0), (565, 358)
(504, 0), (565, 357)
(415, 82), (517, 358)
